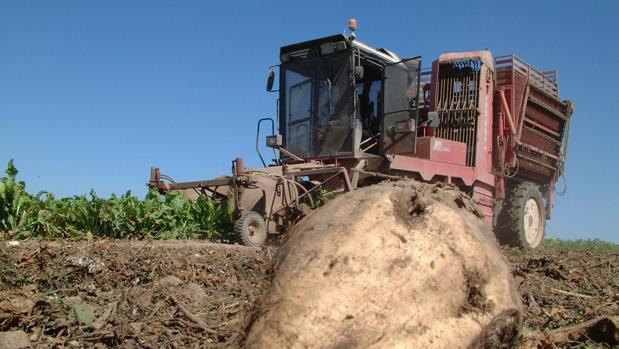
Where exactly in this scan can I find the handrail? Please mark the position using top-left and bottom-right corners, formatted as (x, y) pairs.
(495, 54), (559, 98)
(256, 117), (275, 167)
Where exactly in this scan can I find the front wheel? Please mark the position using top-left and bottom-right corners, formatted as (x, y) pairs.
(497, 182), (546, 249)
(235, 211), (267, 247)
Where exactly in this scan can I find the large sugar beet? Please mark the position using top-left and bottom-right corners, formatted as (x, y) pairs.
(245, 180), (522, 348)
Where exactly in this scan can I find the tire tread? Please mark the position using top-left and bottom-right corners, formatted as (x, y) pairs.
(496, 182), (545, 249)
(234, 211), (267, 247)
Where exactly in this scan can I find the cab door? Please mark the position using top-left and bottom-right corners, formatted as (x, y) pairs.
(381, 58), (421, 155)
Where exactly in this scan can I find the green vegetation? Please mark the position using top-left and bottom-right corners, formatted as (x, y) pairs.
(0, 160), (233, 241)
(542, 237), (618, 252)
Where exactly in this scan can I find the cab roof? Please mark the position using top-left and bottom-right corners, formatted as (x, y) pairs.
(279, 34), (401, 65)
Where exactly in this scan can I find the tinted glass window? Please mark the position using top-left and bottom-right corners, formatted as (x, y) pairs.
(282, 53), (353, 158)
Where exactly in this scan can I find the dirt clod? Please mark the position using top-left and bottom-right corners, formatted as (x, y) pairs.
(0, 330), (30, 349)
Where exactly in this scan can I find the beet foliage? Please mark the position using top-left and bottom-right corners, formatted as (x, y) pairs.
(0, 160), (233, 241)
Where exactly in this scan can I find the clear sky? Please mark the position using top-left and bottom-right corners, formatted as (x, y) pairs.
(1, 0), (617, 242)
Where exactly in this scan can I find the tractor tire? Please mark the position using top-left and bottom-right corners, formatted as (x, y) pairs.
(497, 182), (546, 249)
(235, 211), (267, 247)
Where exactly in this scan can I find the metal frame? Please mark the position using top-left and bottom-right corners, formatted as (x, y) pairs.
(149, 160), (353, 234)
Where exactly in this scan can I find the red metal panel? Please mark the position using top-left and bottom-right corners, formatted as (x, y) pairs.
(413, 51), (496, 223)
(520, 129), (558, 154)
(527, 98), (563, 133)
(414, 137), (467, 166)
(388, 154), (475, 186)
(472, 182), (495, 225)
(472, 61), (495, 189)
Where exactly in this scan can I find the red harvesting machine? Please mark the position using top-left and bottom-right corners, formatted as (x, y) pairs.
(150, 23), (573, 249)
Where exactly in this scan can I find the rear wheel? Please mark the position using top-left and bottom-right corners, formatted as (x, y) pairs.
(235, 211), (267, 247)
(497, 182), (545, 249)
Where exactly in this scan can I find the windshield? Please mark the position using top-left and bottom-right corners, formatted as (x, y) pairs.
(281, 53), (354, 158)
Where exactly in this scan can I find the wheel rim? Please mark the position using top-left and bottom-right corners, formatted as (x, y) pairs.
(523, 198), (543, 247)
(246, 220), (264, 244)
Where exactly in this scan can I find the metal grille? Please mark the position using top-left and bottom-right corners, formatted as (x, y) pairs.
(435, 59), (481, 166)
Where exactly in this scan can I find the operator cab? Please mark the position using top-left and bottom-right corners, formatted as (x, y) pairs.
(268, 33), (424, 162)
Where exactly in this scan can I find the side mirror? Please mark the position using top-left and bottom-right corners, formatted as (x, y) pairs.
(393, 119), (416, 134)
(427, 111), (440, 128)
(266, 67), (276, 92)
(266, 135), (282, 148)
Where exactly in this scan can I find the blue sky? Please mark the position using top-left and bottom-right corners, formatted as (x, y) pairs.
(1, 0), (617, 242)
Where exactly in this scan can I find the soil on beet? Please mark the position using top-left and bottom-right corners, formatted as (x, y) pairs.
(0, 239), (616, 348)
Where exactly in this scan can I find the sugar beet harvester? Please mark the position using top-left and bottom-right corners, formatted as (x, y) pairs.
(149, 22), (573, 249)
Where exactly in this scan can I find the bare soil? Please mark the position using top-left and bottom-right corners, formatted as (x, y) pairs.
(0, 240), (274, 348)
(504, 246), (618, 348)
(0, 239), (616, 348)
